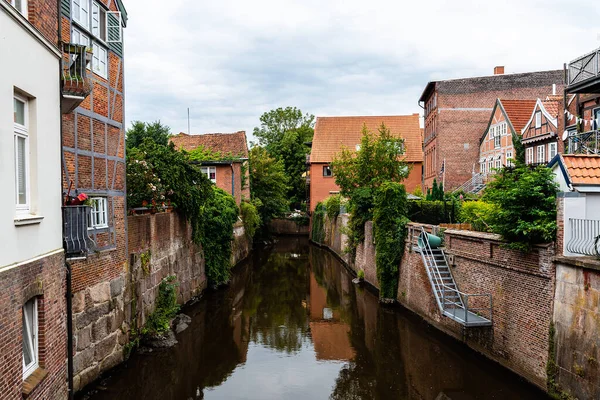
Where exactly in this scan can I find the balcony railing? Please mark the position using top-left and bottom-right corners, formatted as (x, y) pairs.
(567, 48), (600, 93)
(61, 42), (92, 113)
(62, 206), (95, 258)
(566, 218), (600, 258)
(565, 130), (600, 155)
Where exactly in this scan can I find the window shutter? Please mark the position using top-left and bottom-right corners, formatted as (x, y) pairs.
(107, 11), (122, 43)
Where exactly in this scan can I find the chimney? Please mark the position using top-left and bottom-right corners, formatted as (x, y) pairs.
(552, 83), (557, 95)
(494, 66), (505, 75)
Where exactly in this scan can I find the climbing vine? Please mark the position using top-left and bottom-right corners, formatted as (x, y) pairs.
(373, 182), (409, 299)
(240, 200), (261, 240)
(144, 275), (180, 336)
(311, 202), (326, 244)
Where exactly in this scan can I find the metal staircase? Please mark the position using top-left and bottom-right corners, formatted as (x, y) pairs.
(453, 173), (486, 195)
(416, 227), (492, 327)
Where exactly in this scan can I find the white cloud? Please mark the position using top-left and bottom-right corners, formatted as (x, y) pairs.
(123, 0), (600, 138)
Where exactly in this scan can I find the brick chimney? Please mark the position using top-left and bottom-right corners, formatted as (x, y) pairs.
(494, 66), (505, 75)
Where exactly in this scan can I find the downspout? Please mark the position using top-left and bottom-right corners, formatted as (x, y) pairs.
(57, 2), (74, 398)
(231, 162), (235, 200)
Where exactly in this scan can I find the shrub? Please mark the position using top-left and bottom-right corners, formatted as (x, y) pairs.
(240, 200), (261, 240)
(324, 194), (342, 220)
(407, 200), (460, 225)
(459, 201), (498, 232)
(311, 202), (326, 243)
(144, 275), (180, 336)
(357, 269), (365, 280)
(373, 182), (409, 300)
(197, 187), (239, 286)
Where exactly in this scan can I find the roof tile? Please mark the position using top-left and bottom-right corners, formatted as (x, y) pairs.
(169, 131), (248, 158)
(562, 154), (600, 185)
(499, 99), (537, 132)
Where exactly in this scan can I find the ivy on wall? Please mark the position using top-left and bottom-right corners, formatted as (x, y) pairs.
(311, 202), (326, 244)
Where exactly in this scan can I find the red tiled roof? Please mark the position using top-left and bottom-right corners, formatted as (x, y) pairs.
(169, 131), (248, 158)
(562, 154), (600, 185)
(310, 115), (422, 163)
(542, 100), (560, 118)
(499, 99), (537, 133)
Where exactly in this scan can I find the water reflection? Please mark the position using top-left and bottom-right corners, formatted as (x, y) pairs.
(81, 237), (547, 400)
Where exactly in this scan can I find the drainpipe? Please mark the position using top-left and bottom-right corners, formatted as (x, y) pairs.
(57, 3), (74, 398)
(230, 162), (235, 199)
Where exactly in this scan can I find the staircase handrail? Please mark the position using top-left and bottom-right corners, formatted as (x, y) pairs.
(452, 173), (484, 194)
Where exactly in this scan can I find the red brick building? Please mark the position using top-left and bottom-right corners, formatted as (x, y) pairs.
(309, 115), (423, 211)
(521, 98), (562, 165)
(479, 99), (537, 176)
(170, 132), (250, 205)
(420, 67), (564, 191)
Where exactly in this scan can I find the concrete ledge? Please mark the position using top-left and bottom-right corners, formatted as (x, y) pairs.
(554, 255), (600, 271)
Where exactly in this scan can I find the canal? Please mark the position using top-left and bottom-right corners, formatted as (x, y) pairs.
(81, 237), (548, 400)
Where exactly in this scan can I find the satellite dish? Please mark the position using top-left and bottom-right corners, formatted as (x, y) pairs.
(562, 130), (569, 141)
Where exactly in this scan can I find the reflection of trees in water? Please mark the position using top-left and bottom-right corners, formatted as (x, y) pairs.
(242, 251), (310, 354)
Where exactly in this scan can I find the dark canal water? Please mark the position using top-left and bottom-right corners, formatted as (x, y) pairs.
(82, 237), (548, 400)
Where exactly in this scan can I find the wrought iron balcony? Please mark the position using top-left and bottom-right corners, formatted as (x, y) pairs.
(565, 130), (600, 155)
(62, 206), (95, 258)
(567, 48), (600, 93)
(566, 218), (600, 258)
(61, 43), (92, 113)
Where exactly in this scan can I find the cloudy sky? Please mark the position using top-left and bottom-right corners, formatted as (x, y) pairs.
(123, 0), (599, 139)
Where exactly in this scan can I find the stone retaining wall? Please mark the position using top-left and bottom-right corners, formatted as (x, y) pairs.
(269, 218), (310, 235)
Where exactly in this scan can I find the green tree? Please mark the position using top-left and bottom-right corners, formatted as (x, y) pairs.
(248, 146), (290, 226)
(253, 107), (315, 206)
(511, 131), (526, 165)
(126, 120), (171, 149)
(483, 163), (558, 251)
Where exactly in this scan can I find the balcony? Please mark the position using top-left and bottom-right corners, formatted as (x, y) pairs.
(566, 218), (600, 258)
(61, 43), (92, 113)
(62, 206), (95, 258)
(567, 48), (600, 93)
(565, 130), (600, 155)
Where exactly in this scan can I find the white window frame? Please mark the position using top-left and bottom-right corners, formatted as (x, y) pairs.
(537, 145), (546, 164)
(89, 197), (108, 229)
(526, 147), (534, 164)
(548, 142), (557, 161)
(10, 0), (28, 17)
(506, 150), (513, 167)
(14, 95), (30, 215)
(480, 162), (486, 174)
(200, 167), (217, 184)
(72, 0), (90, 29)
(107, 11), (123, 43)
(92, 42), (108, 78)
(495, 159), (501, 169)
(22, 298), (38, 379)
(535, 111), (542, 128)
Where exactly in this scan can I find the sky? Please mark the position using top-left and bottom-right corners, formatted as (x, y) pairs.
(123, 0), (599, 140)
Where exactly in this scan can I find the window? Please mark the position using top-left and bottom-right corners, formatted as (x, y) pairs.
(526, 147), (534, 164)
(92, 43), (107, 78)
(91, 2), (107, 41)
(594, 108), (600, 131)
(14, 95), (29, 214)
(537, 145), (546, 164)
(22, 298), (38, 379)
(323, 165), (332, 177)
(535, 111), (542, 128)
(506, 150), (513, 167)
(494, 128), (501, 148)
(549, 142), (557, 160)
(488, 161), (493, 173)
(89, 197), (108, 229)
(481, 162), (486, 174)
(10, 0), (27, 17)
(200, 167), (216, 183)
(495, 159), (501, 169)
(71, 27), (90, 48)
(72, 0), (90, 29)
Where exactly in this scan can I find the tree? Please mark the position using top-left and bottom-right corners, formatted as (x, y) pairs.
(248, 146), (290, 226)
(126, 120), (171, 149)
(253, 107), (315, 206)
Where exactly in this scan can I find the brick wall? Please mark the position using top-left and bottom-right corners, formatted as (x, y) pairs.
(0, 252), (68, 399)
(214, 163), (245, 205)
(269, 218), (310, 235)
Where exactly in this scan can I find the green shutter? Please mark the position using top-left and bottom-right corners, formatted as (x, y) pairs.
(107, 13), (123, 57)
(61, 0), (70, 17)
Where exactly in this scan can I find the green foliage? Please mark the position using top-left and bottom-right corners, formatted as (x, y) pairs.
(373, 182), (409, 299)
(459, 201), (498, 232)
(357, 269), (365, 280)
(144, 275), (180, 336)
(249, 146), (290, 226)
(412, 186), (424, 198)
(512, 131), (526, 165)
(407, 200), (460, 225)
(483, 164), (558, 251)
(253, 107), (314, 206)
(140, 250), (151, 276)
(311, 202), (326, 244)
(126, 120), (171, 150)
(324, 194), (343, 220)
(198, 187), (239, 286)
(240, 200), (261, 240)
(126, 149), (166, 209)
(332, 123), (409, 257)
(427, 178), (444, 201)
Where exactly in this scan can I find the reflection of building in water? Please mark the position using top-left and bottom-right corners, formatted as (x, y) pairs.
(308, 272), (355, 361)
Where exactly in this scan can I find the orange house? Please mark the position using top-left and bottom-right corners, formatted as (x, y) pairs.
(309, 115), (423, 211)
(170, 131), (250, 204)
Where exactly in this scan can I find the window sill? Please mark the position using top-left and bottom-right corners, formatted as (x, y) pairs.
(22, 368), (47, 397)
(14, 215), (44, 226)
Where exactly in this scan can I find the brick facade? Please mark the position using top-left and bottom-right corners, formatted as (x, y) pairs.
(420, 69), (565, 190)
(0, 252), (68, 399)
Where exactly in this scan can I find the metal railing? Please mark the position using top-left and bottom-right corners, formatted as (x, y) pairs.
(62, 206), (95, 258)
(411, 225), (492, 326)
(566, 218), (600, 258)
(566, 130), (600, 155)
(568, 48), (600, 88)
(452, 172), (485, 194)
(62, 42), (92, 97)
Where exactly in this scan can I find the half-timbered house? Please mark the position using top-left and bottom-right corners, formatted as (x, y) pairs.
(521, 98), (561, 165)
